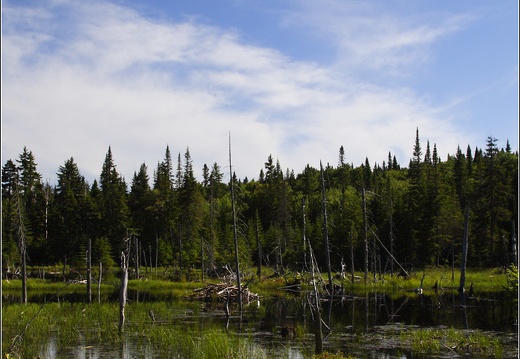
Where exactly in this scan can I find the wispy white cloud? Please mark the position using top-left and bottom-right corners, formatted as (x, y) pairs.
(2, 0), (477, 184)
(282, 0), (477, 76)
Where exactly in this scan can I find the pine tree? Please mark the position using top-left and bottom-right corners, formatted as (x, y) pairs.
(177, 148), (204, 268)
(129, 163), (155, 255)
(474, 137), (513, 265)
(15, 148), (47, 263)
(2, 160), (20, 271)
(99, 147), (129, 257)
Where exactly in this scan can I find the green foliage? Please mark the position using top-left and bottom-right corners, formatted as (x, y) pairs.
(503, 263), (518, 300)
(2, 135), (517, 275)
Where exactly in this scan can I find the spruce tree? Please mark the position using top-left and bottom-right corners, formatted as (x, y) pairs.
(99, 147), (129, 257)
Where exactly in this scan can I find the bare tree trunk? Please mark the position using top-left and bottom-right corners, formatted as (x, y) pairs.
(119, 237), (130, 334)
(98, 262), (102, 304)
(350, 229), (355, 284)
(201, 235), (205, 283)
(142, 249), (148, 275)
(155, 234), (158, 278)
(256, 218), (262, 279)
(62, 256), (67, 282)
(134, 236), (139, 280)
(458, 205), (470, 293)
(149, 245), (152, 276)
(451, 243), (455, 281)
(308, 240), (323, 355)
(389, 195), (394, 276)
(87, 237), (92, 303)
(511, 220), (517, 265)
(21, 248), (27, 305)
(362, 188), (369, 285)
(14, 179), (27, 304)
(303, 198), (308, 271)
(229, 133), (242, 312)
(320, 161), (333, 292)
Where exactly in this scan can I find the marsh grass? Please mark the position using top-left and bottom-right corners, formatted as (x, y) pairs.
(400, 327), (503, 357)
(337, 267), (508, 295)
(3, 266), (509, 306)
(2, 267), (512, 358)
(2, 301), (274, 359)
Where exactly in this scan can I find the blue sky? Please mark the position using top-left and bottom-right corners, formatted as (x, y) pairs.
(2, 0), (518, 184)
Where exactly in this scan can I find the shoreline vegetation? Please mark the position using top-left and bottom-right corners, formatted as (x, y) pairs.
(1, 265), (512, 295)
(3, 266), (517, 359)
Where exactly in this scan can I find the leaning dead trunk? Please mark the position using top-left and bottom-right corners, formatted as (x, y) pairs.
(308, 240), (323, 354)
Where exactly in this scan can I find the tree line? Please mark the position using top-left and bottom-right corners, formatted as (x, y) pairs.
(2, 130), (518, 276)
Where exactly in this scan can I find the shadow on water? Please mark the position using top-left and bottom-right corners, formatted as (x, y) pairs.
(4, 289), (518, 358)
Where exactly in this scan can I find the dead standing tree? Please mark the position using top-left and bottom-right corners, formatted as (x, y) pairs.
(87, 237), (92, 303)
(14, 178), (28, 304)
(119, 235), (131, 334)
(458, 205), (470, 293)
(320, 162), (333, 293)
(306, 235), (324, 354)
(229, 133), (242, 313)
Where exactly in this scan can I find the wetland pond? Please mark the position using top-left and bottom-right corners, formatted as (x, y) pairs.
(3, 284), (518, 358)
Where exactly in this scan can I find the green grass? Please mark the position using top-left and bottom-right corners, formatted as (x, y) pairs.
(2, 302), (271, 359)
(336, 266), (508, 294)
(399, 327), (503, 357)
(2, 266), (510, 303)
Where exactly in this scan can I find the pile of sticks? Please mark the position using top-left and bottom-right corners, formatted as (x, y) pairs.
(188, 282), (259, 304)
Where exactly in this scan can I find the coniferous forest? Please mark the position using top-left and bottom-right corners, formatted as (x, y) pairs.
(2, 131), (518, 276)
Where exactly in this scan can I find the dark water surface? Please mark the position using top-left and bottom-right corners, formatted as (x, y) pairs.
(4, 289), (518, 358)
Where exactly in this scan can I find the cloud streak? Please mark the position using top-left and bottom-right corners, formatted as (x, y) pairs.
(2, 0), (479, 184)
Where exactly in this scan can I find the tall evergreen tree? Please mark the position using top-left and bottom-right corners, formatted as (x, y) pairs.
(177, 148), (204, 268)
(129, 163), (156, 255)
(99, 147), (129, 257)
(49, 158), (95, 264)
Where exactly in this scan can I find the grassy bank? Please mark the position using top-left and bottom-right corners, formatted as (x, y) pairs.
(2, 266), (511, 301)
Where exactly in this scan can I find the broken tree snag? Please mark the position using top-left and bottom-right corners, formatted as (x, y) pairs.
(119, 237), (130, 334)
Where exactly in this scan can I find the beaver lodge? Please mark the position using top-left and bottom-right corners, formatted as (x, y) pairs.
(187, 282), (259, 305)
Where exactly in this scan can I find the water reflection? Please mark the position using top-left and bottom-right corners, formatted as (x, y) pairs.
(5, 290), (517, 358)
